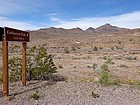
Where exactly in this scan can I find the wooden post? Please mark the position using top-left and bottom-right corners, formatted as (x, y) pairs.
(22, 42), (26, 86)
(2, 37), (9, 96)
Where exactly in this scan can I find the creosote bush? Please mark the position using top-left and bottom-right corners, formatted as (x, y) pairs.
(7, 46), (57, 82)
(27, 46), (57, 80)
(9, 57), (22, 82)
(98, 63), (119, 86)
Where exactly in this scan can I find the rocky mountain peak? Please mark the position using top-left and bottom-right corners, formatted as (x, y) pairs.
(95, 23), (128, 33)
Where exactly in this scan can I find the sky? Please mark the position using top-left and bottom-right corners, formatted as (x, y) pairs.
(0, 0), (140, 30)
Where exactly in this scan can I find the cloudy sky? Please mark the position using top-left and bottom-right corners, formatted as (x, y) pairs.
(0, 0), (140, 30)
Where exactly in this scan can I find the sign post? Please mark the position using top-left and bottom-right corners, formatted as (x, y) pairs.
(1, 27), (30, 96)
(2, 37), (9, 96)
(22, 42), (27, 86)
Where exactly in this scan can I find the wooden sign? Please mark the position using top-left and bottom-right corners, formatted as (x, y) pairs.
(5, 27), (30, 42)
(2, 27), (30, 96)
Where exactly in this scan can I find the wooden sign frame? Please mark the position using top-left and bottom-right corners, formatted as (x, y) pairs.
(1, 27), (30, 96)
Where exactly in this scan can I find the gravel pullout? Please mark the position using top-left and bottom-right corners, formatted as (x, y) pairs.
(0, 81), (140, 105)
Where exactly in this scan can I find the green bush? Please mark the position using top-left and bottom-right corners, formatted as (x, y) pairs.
(7, 46), (57, 82)
(99, 71), (110, 85)
(9, 57), (22, 82)
(100, 63), (108, 72)
(99, 63), (119, 86)
(27, 46), (57, 80)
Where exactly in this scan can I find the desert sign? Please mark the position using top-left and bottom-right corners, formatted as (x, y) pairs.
(5, 27), (30, 42)
(1, 27), (30, 96)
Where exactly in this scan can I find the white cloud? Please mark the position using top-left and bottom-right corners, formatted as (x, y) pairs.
(50, 17), (61, 22)
(54, 11), (140, 30)
(47, 13), (57, 16)
(0, 16), (38, 30)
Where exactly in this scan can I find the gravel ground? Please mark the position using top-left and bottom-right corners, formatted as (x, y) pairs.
(0, 81), (140, 105)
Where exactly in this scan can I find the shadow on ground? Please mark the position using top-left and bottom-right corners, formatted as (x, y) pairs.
(9, 74), (67, 97)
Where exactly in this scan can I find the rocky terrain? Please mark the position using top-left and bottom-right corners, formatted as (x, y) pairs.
(0, 24), (140, 105)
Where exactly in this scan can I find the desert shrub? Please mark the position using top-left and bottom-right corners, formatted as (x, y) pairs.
(119, 64), (129, 68)
(93, 46), (98, 51)
(111, 46), (114, 50)
(7, 46), (57, 82)
(105, 58), (112, 64)
(91, 91), (100, 98)
(0, 67), (3, 84)
(87, 65), (92, 68)
(0, 74), (2, 84)
(118, 40), (121, 44)
(115, 45), (123, 50)
(71, 46), (76, 51)
(27, 46), (57, 80)
(92, 63), (97, 71)
(9, 45), (21, 53)
(103, 56), (107, 60)
(99, 64), (109, 84)
(99, 46), (103, 49)
(129, 39), (133, 41)
(64, 47), (70, 53)
(30, 92), (40, 100)
(100, 63), (108, 72)
(105, 58), (114, 64)
(9, 57), (22, 82)
(126, 56), (137, 60)
(99, 63), (119, 86)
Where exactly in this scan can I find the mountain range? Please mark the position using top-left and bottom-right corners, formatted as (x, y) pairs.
(30, 23), (140, 37)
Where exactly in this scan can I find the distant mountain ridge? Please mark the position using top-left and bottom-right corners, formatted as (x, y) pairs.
(30, 24), (140, 37)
